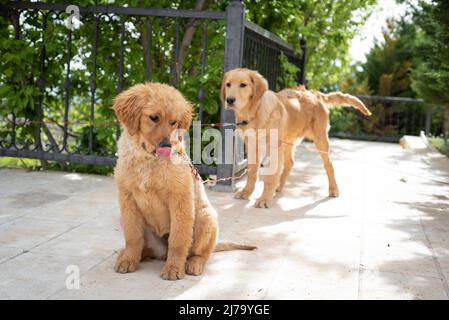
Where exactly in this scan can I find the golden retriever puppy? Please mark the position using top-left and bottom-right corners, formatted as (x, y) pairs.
(221, 68), (371, 208)
(113, 82), (254, 280)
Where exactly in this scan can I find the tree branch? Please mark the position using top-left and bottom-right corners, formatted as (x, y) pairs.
(176, 0), (207, 80)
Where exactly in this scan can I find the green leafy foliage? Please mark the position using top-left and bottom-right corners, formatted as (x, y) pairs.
(246, 0), (376, 89)
(336, 13), (442, 139)
(429, 136), (449, 158)
(278, 52), (299, 89)
(411, 0), (449, 135)
(342, 17), (416, 97)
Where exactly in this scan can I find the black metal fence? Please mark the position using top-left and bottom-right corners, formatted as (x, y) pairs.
(329, 95), (437, 142)
(242, 21), (303, 91)
(0, 0), (304, 191)
(0, 1), (226, 168)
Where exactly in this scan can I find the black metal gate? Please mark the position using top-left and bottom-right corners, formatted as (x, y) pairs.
(0, 0), (305, 191)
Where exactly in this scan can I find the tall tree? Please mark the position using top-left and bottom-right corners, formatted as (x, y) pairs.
(411, 0), (449, 136)
(342, 17), (416, 97)
(338, 16), (419, 137)
(246, 0), (376, 89)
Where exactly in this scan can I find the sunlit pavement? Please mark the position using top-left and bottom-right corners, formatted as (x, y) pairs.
(0, 138), (448, 299)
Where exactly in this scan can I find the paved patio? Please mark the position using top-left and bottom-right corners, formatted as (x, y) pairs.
(0, 138), (448, 299)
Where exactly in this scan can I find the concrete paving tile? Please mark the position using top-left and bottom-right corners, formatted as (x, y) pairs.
(0, 206), (33, 225)
(432, 244), (449, 289)
(0, 217), (80, 250)
(264, 260), (359, 299)
(26, 198), (117, 223)
(0, 246), (23, 264)
(359, 270), (448, 300)
(54, 254), (172, 300)
(31, 215), (123, 258)
(165, 251), (282, 300)
(362, 235), (438, 278)
(0, 251), (106, 300)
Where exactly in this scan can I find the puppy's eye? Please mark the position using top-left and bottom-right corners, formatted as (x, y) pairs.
(149, 115), (160, 123)
(170, 120), (177, 126)
(240, 83), (247, 88)
(226, 83), (231, 87)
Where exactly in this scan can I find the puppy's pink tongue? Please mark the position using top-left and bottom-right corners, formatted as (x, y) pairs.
(155, 147), (171, 158)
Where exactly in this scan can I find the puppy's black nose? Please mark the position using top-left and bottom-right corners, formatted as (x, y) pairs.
(226, 96), (236, 105)
(159, 139), (171, 148)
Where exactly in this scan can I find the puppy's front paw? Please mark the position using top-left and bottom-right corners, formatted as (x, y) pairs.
(255, 196), (272, 208)
(234, 188), (252, 199)
(161, 263), (185, 280)
(115, 252), (139, 274)
(186, 256), (205, 276)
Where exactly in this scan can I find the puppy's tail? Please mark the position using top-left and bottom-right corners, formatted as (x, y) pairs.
(213, 242), (257, 252)
(320, 92), (372, 116)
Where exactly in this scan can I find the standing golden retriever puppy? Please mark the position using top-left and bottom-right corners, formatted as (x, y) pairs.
(113, 83), (254, 280)
(221, 68), (371, 208)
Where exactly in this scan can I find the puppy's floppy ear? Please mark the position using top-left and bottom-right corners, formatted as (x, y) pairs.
(250, 70), (268, 103)
(113, 88), (141, 136)
(178, 101), (192, 131)
(220, 71), (229, 104)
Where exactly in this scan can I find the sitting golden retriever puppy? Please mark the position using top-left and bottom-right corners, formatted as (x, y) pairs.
(221, 68), (371, 208)
(113, 83), (254, 280)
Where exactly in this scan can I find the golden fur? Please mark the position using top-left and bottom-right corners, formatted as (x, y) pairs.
(113, 82), (254, 280)
(221, 68), (371, 208)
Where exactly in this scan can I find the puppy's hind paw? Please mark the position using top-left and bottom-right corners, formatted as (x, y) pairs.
(275, 185), (284, 193)
(329, 188), (339, 198)
(234, 188), (252, 200)
(255, 197), (272, 209)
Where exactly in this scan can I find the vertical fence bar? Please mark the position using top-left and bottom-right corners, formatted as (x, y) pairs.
(145, 19), (152, 82)
(10, 113), (17, 149)
(298, 37), (307, 85)
(116, 19), (125, 140)
(411, 104), (416, 134)
(254, 39), (259, 70)
(62, 28), (72, 152)
(12, 10), (21, 39)
(268, 47), (275, 88)
(216, 0), (245, 191)
(251, 37), (256, 69)
(171, 18), (180, 87)
(242, 32), (248, 67)
(425, 104), (433, 135)
(274, 50), (278, 89)
(268, 48), (273, 87)
(89, 15), (100, 154)
(388, 104), (394, 131)
(198, 22), (208, 123)
(242, 34), (249, 67)
(10, 9), (21, 149)
(35, 12), (47, 151)
(261, 42), (268, 85)
(404, 103), (409, 134)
